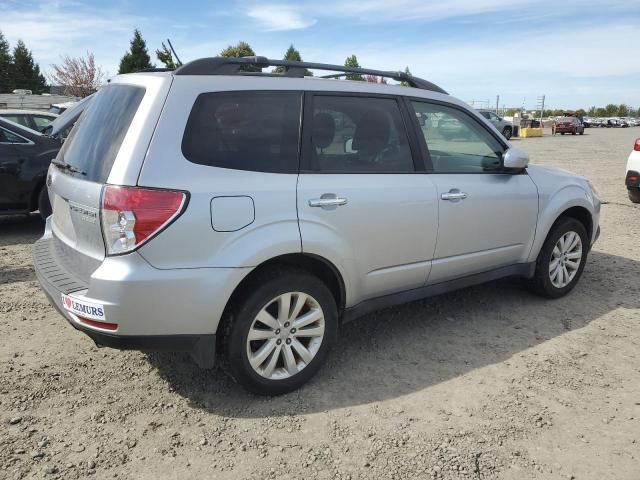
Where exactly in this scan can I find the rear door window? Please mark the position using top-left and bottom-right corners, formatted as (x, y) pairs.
(58, 85), (145, 182)
(304, 95), (415, 173)
(182, 91), (302, 173)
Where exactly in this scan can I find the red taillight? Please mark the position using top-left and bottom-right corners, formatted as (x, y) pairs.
(101, 185), (186, 255)
(634, 138), (640, 151)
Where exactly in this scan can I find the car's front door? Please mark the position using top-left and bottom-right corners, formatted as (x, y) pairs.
(297, 93), (438, 305)
(0, 126), (32, 210)
(408, 100), (539, 284)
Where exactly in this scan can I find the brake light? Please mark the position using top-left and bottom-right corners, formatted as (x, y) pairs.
(101, 185), (186, 255)
(634, 138), (640, 151)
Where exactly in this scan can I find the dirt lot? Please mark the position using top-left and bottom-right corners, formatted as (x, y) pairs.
(1, 127), (639, 480)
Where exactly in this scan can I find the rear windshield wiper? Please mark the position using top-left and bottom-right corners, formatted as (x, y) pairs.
(51, 159), (86, 176)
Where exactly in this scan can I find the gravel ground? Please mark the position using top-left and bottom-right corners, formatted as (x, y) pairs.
(1, 127), (639, 480)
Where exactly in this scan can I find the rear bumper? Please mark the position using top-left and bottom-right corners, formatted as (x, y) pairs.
(625, 170), (639, 188)
(33, 220), (250, 362)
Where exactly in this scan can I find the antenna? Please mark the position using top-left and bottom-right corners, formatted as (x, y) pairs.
(167, 39), (183, 67)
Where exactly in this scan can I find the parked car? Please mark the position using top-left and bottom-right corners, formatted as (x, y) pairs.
(0, 109), (57, 132)
(33, 56), (601, 395)
(626, 138), (640, 203)
(555, 117), (585, 135)
(606, 118), (629, 128)
(477, 109), (514, 139)
(48, 101), (78, 115)
(0, 118), (61, 217)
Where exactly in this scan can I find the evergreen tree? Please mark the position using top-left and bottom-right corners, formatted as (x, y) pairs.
(11, 40), (46, 93)
(118, 29), (154, 74)
(400, 66), (412, 86)
(344, 55), (363, 81)
(156, 41), (178, 69)
(219, 41), (260, 72)
(0, 31), (12, 93)
(273, 44), (312, 76)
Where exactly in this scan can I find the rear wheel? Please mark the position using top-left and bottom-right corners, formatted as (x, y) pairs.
(37, 186), (52, 218)
(221, 267), (337, 395)
(530, 217), (588, 298)
(629, 188), (640, 204)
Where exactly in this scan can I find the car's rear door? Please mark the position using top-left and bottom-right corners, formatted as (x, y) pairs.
(407, 99), (539, 284)
(297, 92), (438, 305)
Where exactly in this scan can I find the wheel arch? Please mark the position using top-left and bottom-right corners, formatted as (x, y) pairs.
(219, 252), (347, 334)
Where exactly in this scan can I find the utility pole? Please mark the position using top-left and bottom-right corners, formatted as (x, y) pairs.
(496, 95), (499, 114)
(536, 95), (546, 128)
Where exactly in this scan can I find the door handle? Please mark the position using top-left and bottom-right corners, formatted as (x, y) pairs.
(309, 196), (348, 208)
(441, 191), (467, 201)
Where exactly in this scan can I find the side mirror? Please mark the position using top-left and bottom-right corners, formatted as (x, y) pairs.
(503, 146), (529, 170)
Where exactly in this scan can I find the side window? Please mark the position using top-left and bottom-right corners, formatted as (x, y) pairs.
(182, 91), (302, 173)
(411, 101), (504, 173)
(0, 127), (29, 144)
(2, 115), (26, 126)
(33, 116), (54, 130)
(307, 95), (414, 173)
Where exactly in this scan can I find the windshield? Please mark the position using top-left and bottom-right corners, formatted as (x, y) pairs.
(58, 85), (145, 182)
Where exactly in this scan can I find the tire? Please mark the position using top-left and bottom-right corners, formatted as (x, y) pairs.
(529, 217), (588, 299)
(572, 132), (576, 135)
(561, 132), (565, 135)
(220, 266), (337, 395)
(629, 188), (640, 204)
(579, 131), (584, 135)
(502, 127), (512, 140)
(38, 186), (52, 218)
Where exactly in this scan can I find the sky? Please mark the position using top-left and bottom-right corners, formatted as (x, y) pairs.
(0, 0), (637, 110)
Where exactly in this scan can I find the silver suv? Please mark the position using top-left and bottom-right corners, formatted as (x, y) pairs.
(34, 57), (600, 395)
(478, 109), (514, 139)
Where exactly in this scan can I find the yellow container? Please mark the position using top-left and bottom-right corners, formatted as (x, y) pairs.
(520, 128), (543, 138)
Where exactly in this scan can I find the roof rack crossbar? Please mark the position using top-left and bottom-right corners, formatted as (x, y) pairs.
(174, 56), (448, 94)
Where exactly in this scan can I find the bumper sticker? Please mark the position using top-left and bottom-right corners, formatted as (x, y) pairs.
(61, 294), (106, 321)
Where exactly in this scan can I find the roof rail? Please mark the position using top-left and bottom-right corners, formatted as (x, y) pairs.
(173, 56), (448, 94)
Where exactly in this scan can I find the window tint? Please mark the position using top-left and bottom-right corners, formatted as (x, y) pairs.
(307, 95), (414, 173)
(182, 91), (302, 173)
(58, 85), (145, 182)
(0, 127), (28, 144)
(33, 116), (53, 130)
(307, 96), (414, 173)
(411, 101), (504, 173)
(1, 115), (26, 127)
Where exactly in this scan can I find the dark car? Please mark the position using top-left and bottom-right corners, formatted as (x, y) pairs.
(0, 118), (61, 218)
(555, 117), (584, 135)
(0, 109), (58, 132)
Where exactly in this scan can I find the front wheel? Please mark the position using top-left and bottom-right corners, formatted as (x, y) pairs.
(221, 267), (337, 395)
(502, 127), (512, 140)
(629, 188), (640, 204)
(529, 217), (588, 298)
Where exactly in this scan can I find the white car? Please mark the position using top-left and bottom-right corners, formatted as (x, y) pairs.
(626, 138), (640, 203)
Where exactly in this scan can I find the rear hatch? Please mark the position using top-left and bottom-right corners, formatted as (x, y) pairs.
(48, 74), (172, 284)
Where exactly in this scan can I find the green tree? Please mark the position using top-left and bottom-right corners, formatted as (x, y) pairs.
(219, 41), (260, 72)
(400, 66), (412, 86)
(344, 55), (363, 81)
(587, 106), (596, 116)
(575, 108), (587, 117)
(11, 40), (46, 93)
(273, 44), (312, 76)
(118, 29), (154, 74)
(156, 41), (178, 69)
(604, 104), (618, 116)
(595, 107), (607, 117)
(617, 104), (629, 117)
(0, 31), (12, 93)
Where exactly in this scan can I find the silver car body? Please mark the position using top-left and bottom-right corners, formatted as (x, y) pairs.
(33, 71), (601, 360)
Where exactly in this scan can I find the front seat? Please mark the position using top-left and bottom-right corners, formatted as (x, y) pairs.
(352, 111), (390, 167)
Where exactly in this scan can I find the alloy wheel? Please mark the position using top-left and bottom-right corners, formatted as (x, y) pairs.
(246, 292), (325, 380)
(549, 230), (583, 288)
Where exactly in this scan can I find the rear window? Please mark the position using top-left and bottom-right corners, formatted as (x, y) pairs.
(558, 117), (575, 123)
(59, 85), (145, 182)
(181, 91), (302, 173)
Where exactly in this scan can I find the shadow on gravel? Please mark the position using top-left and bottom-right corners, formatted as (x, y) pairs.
(0, 214), (43, 247)
(148, 249), (640, 417)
